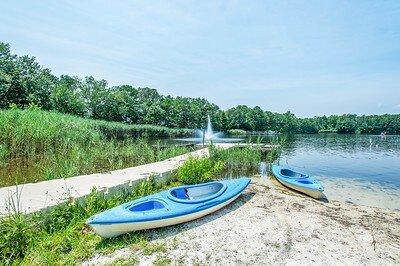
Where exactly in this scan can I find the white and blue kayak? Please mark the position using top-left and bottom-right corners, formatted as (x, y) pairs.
(87, 178), (250, 238)
(272, 165), (324, 199)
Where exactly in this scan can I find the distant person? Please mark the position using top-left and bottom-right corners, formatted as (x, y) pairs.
(380, 131), (387, 140)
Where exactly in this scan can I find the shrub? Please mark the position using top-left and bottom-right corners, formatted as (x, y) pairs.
(227, 129), (247, 135)
(0, 214), (35, 264)
(175, 157), (225, 184)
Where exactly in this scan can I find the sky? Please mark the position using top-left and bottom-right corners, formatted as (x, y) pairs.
(1, 1), (399, 117)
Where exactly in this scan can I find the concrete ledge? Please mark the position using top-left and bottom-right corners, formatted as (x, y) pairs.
(0, 148), (208, 216)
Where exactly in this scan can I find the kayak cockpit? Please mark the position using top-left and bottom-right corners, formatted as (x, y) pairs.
(127, 199), (166, 212)
(297, 179), (313, 184)
(168, 182), (227, 203)
(280, 168), (307, 179)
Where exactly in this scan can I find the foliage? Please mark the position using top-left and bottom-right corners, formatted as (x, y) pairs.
(0, 213), (35, 264)
(175, 156), (225, 184)
(209, 146), (261, 173)
(227, 129), (247, 135)
(0, 176), (170, 265)
(1, 42), (399, 135)
(0, 108), (192, 187)
(0, 141), (283, 265)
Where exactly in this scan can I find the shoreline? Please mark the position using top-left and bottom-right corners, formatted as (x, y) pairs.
(0, 148), (209, 215)
(83, 177), (400, 265)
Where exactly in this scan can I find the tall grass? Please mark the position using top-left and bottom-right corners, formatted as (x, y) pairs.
(176, 143), (282, 184)
(0, 108), (193, 187)
(0, 141), (283, 265)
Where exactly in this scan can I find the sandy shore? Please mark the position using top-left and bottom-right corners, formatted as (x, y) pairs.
(84, 176), (400, 265)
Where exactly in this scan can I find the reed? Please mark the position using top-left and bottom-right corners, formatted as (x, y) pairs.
(0, 108), (193, 187)
(0, 142), (283, 264)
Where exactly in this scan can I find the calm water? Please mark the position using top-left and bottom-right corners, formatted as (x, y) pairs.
(277, 134), (400, 209)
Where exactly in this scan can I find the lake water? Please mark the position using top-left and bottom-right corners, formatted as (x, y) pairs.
(276, 134), (400, 210)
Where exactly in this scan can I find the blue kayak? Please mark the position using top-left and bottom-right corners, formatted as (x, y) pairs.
(87, 177), (250, 238)
(272, 165), (324, 199)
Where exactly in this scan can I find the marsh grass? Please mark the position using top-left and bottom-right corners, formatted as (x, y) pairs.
(0, 136), (283, 265)
(0, 108), (192, 187)
(176, 143), (282, 184)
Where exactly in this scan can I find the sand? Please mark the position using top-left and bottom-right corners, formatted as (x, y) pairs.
(83, 176), (400, 265)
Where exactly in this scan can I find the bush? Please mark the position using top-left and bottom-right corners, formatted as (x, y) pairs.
(175, 157), (225, 184)
(227, 129), (247, 135)
(0, 214), (35, 264)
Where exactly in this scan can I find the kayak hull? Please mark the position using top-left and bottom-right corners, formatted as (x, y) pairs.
(272, 165), (324, 199)
(274, 178), (323, 199)
(90, 193), (240, 238)
(87, 178), (250, 238)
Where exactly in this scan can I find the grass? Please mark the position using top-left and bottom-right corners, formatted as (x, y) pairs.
(153, 255), (172, 266)
(0, 137), (283, 265)
(210, 145), (262, 174)
(175, 142), (282, 184)
(0, 108), (193, 187)
(0, 176), (172, 265)
(175, 156), (225, 184)
(142, 243), (167, 255)
(110, 255), (139, 266)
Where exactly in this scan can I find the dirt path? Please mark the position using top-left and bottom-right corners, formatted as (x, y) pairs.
(84, 177), (400, 265)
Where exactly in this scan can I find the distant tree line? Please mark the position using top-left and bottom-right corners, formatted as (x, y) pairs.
(1, 42), (399, 134)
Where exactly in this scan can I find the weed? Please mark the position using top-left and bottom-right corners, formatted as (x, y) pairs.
(111, 255), (139, 266)
(142, 243), (166, 256)
(153, 255), (172, 266)
(272, 242), (281, 248)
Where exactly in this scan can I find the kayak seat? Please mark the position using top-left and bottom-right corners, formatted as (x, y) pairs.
(128, 200), (166, 212)
(280, 169), (307, 179)
(171, 189), (189, 199)
(186, 183), (224, 200)
(170, 183), (224, 201)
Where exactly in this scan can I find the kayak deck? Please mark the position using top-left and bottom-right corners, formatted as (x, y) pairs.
(272, 165), (324, 199)
(87, 178), (250, 237)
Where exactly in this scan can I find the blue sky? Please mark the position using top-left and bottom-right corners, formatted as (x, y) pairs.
(1, 1), (399, 117)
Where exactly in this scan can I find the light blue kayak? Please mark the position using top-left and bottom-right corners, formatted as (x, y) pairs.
(272, 165), (324, 199)
(87, 177), (250, 238)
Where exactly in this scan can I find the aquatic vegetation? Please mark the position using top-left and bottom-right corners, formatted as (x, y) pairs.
(0, 108), (193, 187)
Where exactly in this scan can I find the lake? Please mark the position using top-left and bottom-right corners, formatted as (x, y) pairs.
(276, 134), (400, 210)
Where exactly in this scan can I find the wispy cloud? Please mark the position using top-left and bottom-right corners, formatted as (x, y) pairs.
(1, 0), (400, 116)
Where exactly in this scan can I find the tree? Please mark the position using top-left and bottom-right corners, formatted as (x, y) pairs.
(51, 75), (86, 116)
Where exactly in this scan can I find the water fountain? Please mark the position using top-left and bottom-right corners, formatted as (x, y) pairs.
(197, 115), (224, 141)
(176, 114), (242, 143)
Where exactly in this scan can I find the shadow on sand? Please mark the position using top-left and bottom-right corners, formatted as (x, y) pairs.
(95, 191), (255, 250)
(148, 191), (256, 241)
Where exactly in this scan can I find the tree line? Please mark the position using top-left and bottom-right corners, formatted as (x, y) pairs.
(1, 42), (399, 134)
